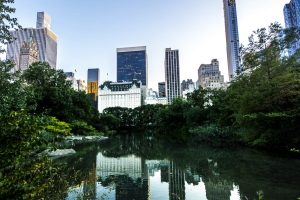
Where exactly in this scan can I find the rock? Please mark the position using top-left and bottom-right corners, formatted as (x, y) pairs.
(47, 149), (76, 157)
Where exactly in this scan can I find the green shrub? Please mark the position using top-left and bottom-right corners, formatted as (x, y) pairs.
(70, 120), (103, 136)
(189, 124), (241, 146)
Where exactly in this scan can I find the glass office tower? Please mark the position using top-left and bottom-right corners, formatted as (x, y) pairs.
(87, 68), (100, 109)
(6, 12), (57, 71)
(223, 0), (240, 81)
(117, 46), (147, 86)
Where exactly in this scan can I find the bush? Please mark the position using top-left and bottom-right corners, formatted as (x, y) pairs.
(189, 124), (241, 146)
(70, 120), (103, 136)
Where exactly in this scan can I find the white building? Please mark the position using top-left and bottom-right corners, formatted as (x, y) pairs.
(96, 153), (143, 182)
(98, 80), (142, 112)
(144, 88), (168, 105)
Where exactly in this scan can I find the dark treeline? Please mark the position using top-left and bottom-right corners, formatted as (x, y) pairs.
(101, 23), (300, 152)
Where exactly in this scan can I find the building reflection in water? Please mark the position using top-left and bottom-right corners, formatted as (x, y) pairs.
(96, 153), (149, 200)
(67, 152), (237, 200)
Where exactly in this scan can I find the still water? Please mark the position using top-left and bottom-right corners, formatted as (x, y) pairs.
(57, 135), (300, 200)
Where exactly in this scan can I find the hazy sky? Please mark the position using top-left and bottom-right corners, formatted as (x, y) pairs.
(9, 0), (289, 90)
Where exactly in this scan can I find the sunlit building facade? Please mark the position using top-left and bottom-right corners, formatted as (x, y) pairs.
(6, 12), (58, 71)
(87, 68), (100, 109)
(223, 0), (240, 81)
(18, 36), (38, 71)
(198, 59), (225, 90)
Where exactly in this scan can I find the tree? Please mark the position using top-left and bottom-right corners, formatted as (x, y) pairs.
(228, 23), (300, 149)
(22, 62), (99, 124)
(0, 0), (21, 52)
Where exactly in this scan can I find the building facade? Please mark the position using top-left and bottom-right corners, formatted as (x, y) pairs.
(284, 0), (300, 55)
(117, 46), (147, 86)
(144, 88), (168, 105)
(65, 72), (87, 92)
(181, 79), (194, 94)
(36, 12), (51, 29)
(98, 80), (142, 113)
(165, 48), (181, 104)
(18, 36), (38, 71)
(181, 79), (195, 99)
(223, 0), (240, 81)
(87, 68), (100, 109)
(158, 82), (166, 97)
(198, 59), (225, 90)
(6, 12), (58, 70)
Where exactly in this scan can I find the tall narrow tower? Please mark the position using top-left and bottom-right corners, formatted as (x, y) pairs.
(223, 0), (240, 81)
(165, 48), (180, 104)
(87, 68), (100, 110)
(284, 0), (300, 55)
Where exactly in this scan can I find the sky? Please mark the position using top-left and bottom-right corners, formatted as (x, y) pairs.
(7, 0), (290, 91)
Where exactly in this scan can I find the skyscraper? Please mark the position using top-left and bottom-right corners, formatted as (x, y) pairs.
(284, 0), (300, 55)
(117, 46), (147, 86)
(198, 59), (225, 89)
(165, 48), (180, 103)
(158, 82), (166, 97)
(223, 0), (240, 81)
(87, 68), (100, 109)
(6, 12), (58, 71)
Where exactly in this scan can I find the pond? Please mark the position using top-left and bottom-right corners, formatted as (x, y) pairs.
(56, 135), (300, 200)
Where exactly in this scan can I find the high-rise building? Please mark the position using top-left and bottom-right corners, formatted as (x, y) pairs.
(18, 35), (38, 71)
(158, 82), (166, 97)
(6, 12), (58, 70)
(284, 0), (300, 55)
(198, 59), (225, 89)
(223, 0), (240, 81)
(165, 48), (180, 103)
(117, 46), (147, 86)
(87, 68), (100, 109)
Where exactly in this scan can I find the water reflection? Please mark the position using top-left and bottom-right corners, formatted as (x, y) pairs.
(62, 135), (300, 200)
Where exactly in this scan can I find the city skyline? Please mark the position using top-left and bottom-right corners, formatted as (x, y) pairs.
(3, 0), (289, 91)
